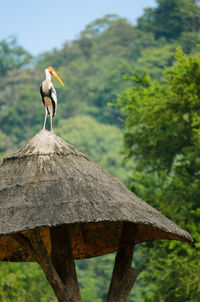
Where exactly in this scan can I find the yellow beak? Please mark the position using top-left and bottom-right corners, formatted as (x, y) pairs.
(52, 71), (64, 86)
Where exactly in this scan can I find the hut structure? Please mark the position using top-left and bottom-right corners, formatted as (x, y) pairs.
(0, 131), (192, 301)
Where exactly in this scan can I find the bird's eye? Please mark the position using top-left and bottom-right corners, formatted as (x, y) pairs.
(47, 67), (53, 74)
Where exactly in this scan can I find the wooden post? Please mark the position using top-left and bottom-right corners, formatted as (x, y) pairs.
(107, 222), (139, 302)
(50, 224), (82, 302)
(13, 227), (82, 302)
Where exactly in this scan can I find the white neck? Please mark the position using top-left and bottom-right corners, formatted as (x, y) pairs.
(45, 69), (51, 82)
(43, 69), (52, 92)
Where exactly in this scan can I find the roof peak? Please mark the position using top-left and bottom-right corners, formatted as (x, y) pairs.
(4, 131), (89, 161)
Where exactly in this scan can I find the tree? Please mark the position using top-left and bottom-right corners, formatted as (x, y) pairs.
(90, 16), (138, 58)
(117, 48), (200, 301)
(0, 36), (32, 77)
(0, 262), (56, 302)
(138, 0), (200, 40)
(0, 68), (42, 147)
(80, 14), (121, 39)
(178, 31), (200, 53)
(55, 115), (130, 181)
(134, 44), (176, 79)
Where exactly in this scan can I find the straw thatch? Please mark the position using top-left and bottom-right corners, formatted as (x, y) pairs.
(0, 131), (192, 261)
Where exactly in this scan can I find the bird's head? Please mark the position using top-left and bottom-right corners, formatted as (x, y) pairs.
(47, 66), (64, 86)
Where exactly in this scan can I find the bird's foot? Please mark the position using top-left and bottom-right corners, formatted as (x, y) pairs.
(40, 128), (47, 132)
(50, 130), (54, 134)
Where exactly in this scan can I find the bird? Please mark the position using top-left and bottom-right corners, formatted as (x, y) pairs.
(40, 66), (64, 132)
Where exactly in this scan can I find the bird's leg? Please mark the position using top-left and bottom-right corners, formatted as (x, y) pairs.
(50, 113), (53, 133)
(42, 107), (48, 131)
(50, 103), (54, 134)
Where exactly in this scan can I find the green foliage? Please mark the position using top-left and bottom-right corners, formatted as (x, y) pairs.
(0, 68), (42, 147)
(117, 48), (200, 301)
(138, 0), (200, 40)
(81, 279), (103, 302)
(0, 262), (56, 302)
(135, 44), (176, 79)
(0, 36), (32, 77)
(56, 115), (130, 181)
(178, 31), (200, 54)
(76, 254), (114, 301)
(118, 48), (200, 171)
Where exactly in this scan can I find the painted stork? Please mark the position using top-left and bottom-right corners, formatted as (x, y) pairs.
(40, 66), (64, 132)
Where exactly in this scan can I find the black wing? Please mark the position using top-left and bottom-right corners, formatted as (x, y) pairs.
(40, 83), (45, 107)
(40, 84), (57, 117)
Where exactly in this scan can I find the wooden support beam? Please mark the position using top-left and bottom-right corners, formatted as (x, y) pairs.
(50, 224), (82, 302)
(107, 222), (139, 302)
(20, 228), (82, 302)
(13, 223), (138, 302)
(12, 233), (35, 258)
(13, 231), (68, 301)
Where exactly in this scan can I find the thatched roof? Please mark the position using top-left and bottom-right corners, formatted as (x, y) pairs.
(0, 131), (192, 261)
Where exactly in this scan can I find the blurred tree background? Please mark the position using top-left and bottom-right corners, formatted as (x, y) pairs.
(0, 0), (200, 301)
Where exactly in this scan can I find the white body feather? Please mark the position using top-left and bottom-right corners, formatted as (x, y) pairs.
(41, 69), (57, 116)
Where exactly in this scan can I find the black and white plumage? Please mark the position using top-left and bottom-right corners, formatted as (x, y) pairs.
(40, 66), (64, 132)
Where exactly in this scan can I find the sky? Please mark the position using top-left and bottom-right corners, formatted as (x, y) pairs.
(0, 0), (156, 56)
